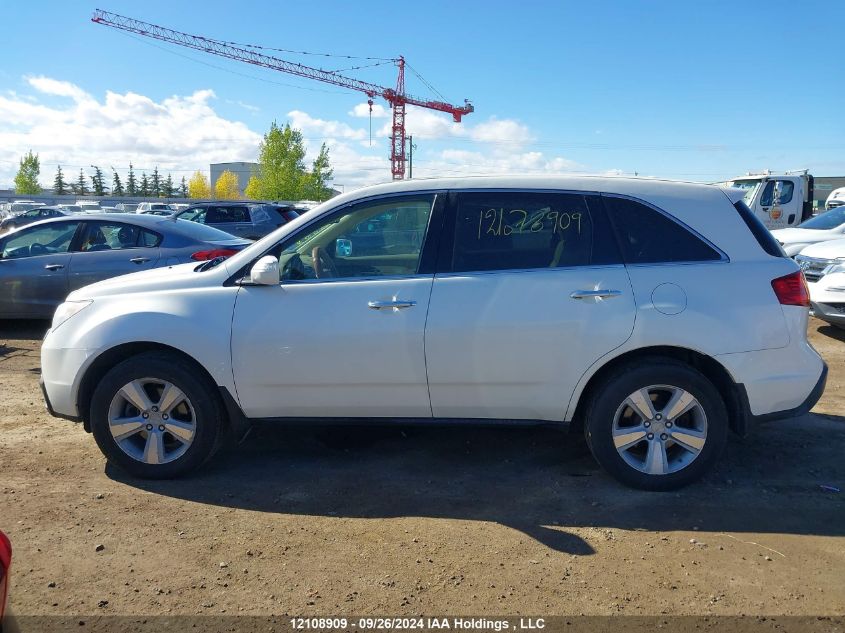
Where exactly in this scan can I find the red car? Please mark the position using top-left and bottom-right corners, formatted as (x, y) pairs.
(0, 531), (10, 630)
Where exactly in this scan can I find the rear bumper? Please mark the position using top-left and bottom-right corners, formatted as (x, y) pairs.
(811, 301), (845, 325)
(737, 361), (827, 425)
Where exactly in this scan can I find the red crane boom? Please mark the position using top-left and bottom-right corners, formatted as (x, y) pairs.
(91, 9), (474, 180)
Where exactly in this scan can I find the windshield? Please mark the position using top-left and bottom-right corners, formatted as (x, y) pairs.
(798, 207), (845, 230)
(728, 179), (762, 206)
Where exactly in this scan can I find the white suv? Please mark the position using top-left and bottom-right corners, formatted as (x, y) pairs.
(41, 176), (827, 490)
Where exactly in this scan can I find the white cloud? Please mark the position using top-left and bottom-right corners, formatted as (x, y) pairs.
(0, 78), (261, 187)
(348, 102), (389, 118)
(0, 76), (582, 191)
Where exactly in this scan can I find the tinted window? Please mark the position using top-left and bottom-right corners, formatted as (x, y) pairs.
(79, 222), (140, 252)
(2, 222), (80, 259)
(139, 229), (162, 247)
(450, 192), (610, 272)
(206, 206), (249, 223)
(604, 196), (722, 264)
(169, 218), (243, 241)
(733, 200), (785, 258)
(276, 195), (434, 281)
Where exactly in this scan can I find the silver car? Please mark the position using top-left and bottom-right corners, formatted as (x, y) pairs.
(0, 206), (68, 232)
(0, 213), (251, 318)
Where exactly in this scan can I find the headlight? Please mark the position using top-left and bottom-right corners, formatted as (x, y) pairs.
(51, 300), (93, 331)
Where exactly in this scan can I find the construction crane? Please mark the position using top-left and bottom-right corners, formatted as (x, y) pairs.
(91, 9), (474, 180)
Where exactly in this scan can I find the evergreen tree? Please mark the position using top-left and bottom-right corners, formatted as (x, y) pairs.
(90, 166), (107, 196)
(178, 176), (188, 198)
(140, 173), (150, 197)
(151, 166), (161, 197)
(53, 165), (68, 195)
(162, 173), (175, 197)
(126, 163), (138, 196)
(14, 150), (41, 195)
(75, 168), (89, 196)
(112, 170), (125, 197)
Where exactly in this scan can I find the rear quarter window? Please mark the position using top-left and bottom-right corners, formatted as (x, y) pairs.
(732, 200), (785, 258)
(603, 195), (723, 264)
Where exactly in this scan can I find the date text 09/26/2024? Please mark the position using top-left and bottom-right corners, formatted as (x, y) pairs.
(289, 618), (547, 631)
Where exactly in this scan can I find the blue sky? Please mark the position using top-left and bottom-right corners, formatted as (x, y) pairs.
(1, 0), (843, 190)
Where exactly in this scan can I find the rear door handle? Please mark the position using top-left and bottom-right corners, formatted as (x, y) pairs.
(44, 263), (64, 271)
(368, 299), (417, 310)
(129, 257), (151, 264)
(570, 289), (622, 300)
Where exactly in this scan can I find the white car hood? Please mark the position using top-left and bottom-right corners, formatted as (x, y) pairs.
(798, 237), (845, 260)
(771, 227), (836, 245)
(66, 261), (221, 300)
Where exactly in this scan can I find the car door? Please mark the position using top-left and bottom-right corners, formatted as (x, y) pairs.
(424, 190), (636, 421)
(67, 220), (161, 291)
(760, 178), (802, 228)
(230, 193), (442, 419)
(0, 220), (81, 317)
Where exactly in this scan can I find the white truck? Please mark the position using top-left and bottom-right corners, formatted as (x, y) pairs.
(724, 171), (815, 230)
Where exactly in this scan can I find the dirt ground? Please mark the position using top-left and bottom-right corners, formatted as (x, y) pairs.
(0, 318), (843, 619)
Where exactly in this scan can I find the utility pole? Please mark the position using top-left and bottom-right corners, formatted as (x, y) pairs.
(408, 135), (416, 179)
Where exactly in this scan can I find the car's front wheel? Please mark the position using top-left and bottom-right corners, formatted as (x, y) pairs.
(89, 352), (224, 479)
(585, 359), (728, 490)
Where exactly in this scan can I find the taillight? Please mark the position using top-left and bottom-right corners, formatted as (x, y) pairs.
(771, 270), (810, 307)
(191, 248), (239, 261)
(0, 530), (11, 620)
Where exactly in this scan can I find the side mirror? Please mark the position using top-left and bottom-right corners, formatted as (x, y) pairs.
(249, 255), (280, 286)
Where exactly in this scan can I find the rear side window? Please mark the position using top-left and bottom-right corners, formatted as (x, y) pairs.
(206, 206), (249, 223)
(450, 192), (618, 272)
(603, 196), (723, 264)
(732, 199), (786, 258)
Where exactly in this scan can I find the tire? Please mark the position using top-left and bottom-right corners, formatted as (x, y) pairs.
(584, 358), (728, 491)
(89, 352), (224, 479)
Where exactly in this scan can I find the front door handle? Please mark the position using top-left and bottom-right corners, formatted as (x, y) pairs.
(44, 263), (64, 271)
(368, 299), (417, 311)
(129, 257), (151, 264)
(570, 289), (622, 300)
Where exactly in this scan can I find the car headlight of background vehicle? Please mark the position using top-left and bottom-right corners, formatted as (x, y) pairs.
(51, 300), (93, 331)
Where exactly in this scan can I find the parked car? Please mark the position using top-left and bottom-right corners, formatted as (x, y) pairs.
(40, 176), (826, 490)
(76, 201), (102, 214)
(771, 207), (845, 256)
(175, 202), (300, 240)
(795, 238), (845, 283)
(825, 187), (845, 210)
(808, 262), (845, 329)
(0, 530), (10, 631)
(7, 201), (45, 216)
(0, 214), (251, 319)
(0, 206), (67, 232)
(115, 203), (139, 213)
(58, 204), (83, 214)
(136, 202), (174, 215)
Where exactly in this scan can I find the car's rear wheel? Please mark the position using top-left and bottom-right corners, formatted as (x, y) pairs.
(89, 352), (224, 479)
(584, 359), (728, 490)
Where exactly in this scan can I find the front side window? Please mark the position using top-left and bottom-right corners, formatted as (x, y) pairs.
(78, 222), (140, 252)
(760, 180), (795, 206)
(1, 222), (80, 259)
(604, 196), (722, 264)
(277, 195), (434, 281)
(179, 207), (207, 223)
(450, 192), (607, 272)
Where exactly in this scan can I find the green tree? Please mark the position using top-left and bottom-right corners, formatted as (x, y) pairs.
(53, 165), (68, 195)
(140, 173), (150, 198)
(303, 142), (333, 201)
(14, 150), (41, 195)
(112, 170), (125, 196)
(75, 168), (89, 196)
(161, 173), (175, 198)
(90, 166), (107, 196)
(214, 170), (240, 200)
(126, 163), (138, 196)
(178, 176), (188, 198)
(151, 166), (161, 197)
(187, 171), (211, 199)
(250, 122), (308, 200)
(244, 175), (261, 200)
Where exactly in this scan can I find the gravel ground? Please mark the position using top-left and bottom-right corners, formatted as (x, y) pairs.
(0, 318), (843, 618)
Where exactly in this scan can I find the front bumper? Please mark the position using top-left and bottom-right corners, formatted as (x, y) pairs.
(39, 375), (80, 422)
